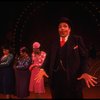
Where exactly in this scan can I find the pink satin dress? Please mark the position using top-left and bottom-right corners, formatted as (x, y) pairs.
(29, 51), (46, 93)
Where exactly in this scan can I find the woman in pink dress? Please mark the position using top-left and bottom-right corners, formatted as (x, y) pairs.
(29, 42), (48, 98)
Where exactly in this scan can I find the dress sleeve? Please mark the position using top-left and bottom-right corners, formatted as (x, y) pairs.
(0, 54), (14, 68)
(38, 51), (46, 67)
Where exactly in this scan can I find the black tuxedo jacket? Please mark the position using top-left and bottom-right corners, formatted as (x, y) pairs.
(43, 35), (88, 82)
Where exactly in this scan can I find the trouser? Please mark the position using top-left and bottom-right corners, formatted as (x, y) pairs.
(50, 69), (83, 99)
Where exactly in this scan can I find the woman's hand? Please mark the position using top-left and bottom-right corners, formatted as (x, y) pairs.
(34, 69), (49, 83)
(29, 65), (34, 71)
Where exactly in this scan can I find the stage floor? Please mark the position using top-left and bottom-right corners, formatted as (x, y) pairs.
(0, 57), (100, 99)
(0, 86), (100, 99)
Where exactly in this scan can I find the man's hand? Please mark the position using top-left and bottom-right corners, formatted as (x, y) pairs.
(34, 69), (49, 83)
(77, 73), (97, 88)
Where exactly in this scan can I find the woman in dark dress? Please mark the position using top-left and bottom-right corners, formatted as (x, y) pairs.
(14, 46), (31, 99)
(0, 45), (15, 99)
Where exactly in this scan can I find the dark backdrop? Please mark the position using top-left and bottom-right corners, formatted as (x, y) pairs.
(0, 1), (99, 54)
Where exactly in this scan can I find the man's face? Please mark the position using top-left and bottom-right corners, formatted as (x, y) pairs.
(58, 22), (71, 37)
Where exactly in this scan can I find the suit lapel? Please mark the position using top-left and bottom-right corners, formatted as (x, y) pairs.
(50, 39), (59, 65)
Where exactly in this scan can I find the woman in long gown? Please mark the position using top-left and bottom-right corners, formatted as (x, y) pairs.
(14, 46), (31, 99)
(29, 42), (47, 98)
(0, 45), (15, 99)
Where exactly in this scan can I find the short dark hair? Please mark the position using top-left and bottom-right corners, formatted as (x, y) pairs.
(1, 45), (11, 51)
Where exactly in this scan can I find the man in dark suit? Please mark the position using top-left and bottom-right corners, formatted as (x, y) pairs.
(35, 17), (97, 98)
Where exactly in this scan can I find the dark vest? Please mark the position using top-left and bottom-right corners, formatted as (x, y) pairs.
(53, 42), (68, 72)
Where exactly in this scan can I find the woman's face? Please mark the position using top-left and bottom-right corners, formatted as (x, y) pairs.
(33, 48), (40, 54)
(3, 49), (9, 55)
(20, 51), (23, 56)
(58, 22), (71, 37)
